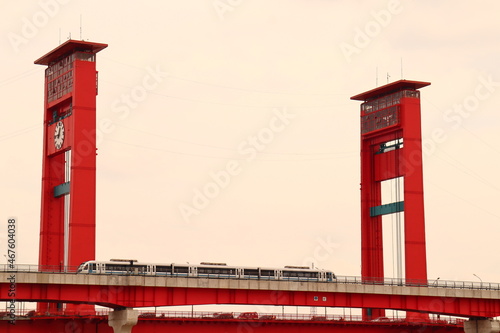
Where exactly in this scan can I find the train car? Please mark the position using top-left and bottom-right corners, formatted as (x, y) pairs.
(77, 259), (151, 275)
(77, 260), (336, 282)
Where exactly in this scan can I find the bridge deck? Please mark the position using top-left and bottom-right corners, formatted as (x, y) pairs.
(2, 272), (500, 317)
(3, 272), (500, 299)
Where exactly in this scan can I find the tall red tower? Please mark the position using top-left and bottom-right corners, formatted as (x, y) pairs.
(35, 40), (107, 312)
(351, 80), (430, 320)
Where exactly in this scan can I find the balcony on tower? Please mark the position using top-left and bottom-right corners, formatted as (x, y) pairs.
(351, 80), (430, 135)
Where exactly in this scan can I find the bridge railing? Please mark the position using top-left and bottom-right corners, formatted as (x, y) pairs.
(1, 264), (498, 291)
(334, 275), (500, 290)
(0, 308), (466, 325)
(1, 264), (79, 273)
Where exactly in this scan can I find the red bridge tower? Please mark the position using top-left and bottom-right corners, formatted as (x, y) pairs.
(35, 40), (107, 312)
(351, 80), (430, 320)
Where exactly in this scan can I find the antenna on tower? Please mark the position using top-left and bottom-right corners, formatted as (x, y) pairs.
(387, 73), (391, 83)
(401, 57), (403, 79)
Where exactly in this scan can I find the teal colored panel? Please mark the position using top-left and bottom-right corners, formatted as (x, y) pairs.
(54, 182), (70, 197)
(370, 201), (404, 217)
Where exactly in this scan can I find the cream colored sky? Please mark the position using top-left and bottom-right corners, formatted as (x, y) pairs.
(1, 0), (500, 284)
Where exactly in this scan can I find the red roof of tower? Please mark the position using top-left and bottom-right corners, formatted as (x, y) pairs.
(35, 39), (108, 66)
(350, 79), (430, 101)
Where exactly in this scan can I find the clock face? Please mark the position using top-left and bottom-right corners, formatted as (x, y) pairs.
(54, 121), (65, 150)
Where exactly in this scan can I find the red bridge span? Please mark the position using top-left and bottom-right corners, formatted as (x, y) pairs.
(0, 309), (467, 333)
(2, 272), (500, 319)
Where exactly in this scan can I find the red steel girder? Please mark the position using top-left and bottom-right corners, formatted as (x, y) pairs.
(0, 316), (465, 333)
(2, 278), (500, 318)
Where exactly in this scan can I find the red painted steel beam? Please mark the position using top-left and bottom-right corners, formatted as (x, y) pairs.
(354, 80), (431, 321)
(36, 40), (106, 315)
(2, 281), (500, 318)
(0, 316), (465, 333)
(36, 40), (107, 274)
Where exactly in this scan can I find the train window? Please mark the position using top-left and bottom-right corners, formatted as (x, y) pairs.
(260, 270), (275, 277)
(106, 264), (129, 271)
(303, 272), (317, 278)
(135, 265), (147, 272)
(156, 265), (172, 273)
(77, 264), (87, 273)
(173, 266), (189, 274)
(198, 267), (235, 275)
(89, 263), (95, 271)
(243, 269), (259, 276)
(198, 267), (213, 274)
(282, 270), (317, 278)
(219, 268), (235, 275)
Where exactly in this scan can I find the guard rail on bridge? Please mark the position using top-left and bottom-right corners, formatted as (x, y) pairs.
(0, 308), (466, 326)
(1, 264), (497, 291)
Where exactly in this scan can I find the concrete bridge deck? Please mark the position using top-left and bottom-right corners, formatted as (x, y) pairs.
(2, 271), (500, 318)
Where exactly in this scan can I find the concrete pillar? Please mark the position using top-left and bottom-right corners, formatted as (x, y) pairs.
(464, 319), (500, 333)
(108, 308), (139, 333)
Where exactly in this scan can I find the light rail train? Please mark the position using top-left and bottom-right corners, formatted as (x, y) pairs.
(77, 260), (336, 282)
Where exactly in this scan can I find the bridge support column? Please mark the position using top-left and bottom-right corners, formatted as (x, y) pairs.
(464, 319), (500, 333)
(108, 308), (139, 333)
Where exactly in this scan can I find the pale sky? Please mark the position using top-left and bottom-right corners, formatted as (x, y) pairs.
(1, 0), (500, 286)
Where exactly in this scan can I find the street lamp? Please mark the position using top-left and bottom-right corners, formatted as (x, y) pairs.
(473, 274), (483, 288)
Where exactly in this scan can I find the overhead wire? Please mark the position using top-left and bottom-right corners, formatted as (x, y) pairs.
(113, 123), (356, 157)
(0, 124), (41, 142)
(460, 123), (500, 156)
(394, 135), (403, 282)
(422, 96), (500, 191)
(101, 78), (350, 110)
(0, 68), (44, 87)
(100, 56), (350, 97)
(428, 181), (500, 221)
(99, 55), (351, 109)
(433, 146), (500, 192)
(105, 137), (356, 162)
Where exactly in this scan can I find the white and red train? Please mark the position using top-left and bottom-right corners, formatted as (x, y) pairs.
(77, 260), (336, 282)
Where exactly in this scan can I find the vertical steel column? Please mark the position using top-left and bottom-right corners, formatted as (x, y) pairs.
(35, 40), (107, 313)
(351, 80), (430, 321)
(400, 98), (428, 284)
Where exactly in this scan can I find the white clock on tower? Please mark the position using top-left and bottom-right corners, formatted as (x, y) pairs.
(54, 121), (65, 149)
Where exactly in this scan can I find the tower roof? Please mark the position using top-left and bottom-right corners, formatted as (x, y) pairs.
(35, 39), (108, 66)
(350, 79), (430, 101)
